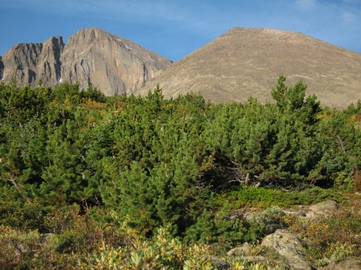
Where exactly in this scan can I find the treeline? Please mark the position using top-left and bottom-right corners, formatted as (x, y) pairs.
(0, 76), (360, 242)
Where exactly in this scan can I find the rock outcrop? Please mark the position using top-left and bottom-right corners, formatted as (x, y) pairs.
(306, 200), (338, 218)
(225, 199), (361, 269)
(0, 28), (172, 96)
(261, 229), (313, 270)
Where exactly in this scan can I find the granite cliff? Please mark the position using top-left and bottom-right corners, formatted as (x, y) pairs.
(1, 37), (64, 86)
(0, 28), (172, 95)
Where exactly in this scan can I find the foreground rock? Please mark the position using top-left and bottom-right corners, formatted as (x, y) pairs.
(306, 200), (338, 218)
(320, 257), (361, 270)
(261, 229), (313, 270)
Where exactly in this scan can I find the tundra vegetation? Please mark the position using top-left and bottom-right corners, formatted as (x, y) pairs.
(0, 76), (360, 269)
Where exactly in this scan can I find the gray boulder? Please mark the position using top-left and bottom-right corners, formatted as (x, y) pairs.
(261, 229), (313, 270)
(306, 200), (338, 218)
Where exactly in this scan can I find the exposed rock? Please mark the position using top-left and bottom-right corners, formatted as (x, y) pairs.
(320, 257), (361, 270)
(1, 37), (64, 86)
(241, 256), (267, 264)
(208, 255), (230, 269)
(138, 27), (361, 108)
(333, 258), (361, 270)
(284, 209), (307, 217)
(60, 28), (172, 96)
(227, 244), (267, 265)
(0, 56), (3, 80)
(309, 200), (338, 212)
(37, 36), (64, 84)
(261, 229), (313, 270)
(1, 42), (44, 85)
(227, 242), (252, 256)
(306, 200), (338, 219)
(1, 27), (172, 96)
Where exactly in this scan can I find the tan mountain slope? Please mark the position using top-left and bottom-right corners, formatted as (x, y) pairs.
(137, 27), (361, 108)
(0, 27), (172, 96)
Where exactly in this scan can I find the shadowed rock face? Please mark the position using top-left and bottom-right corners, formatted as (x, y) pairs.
(0, 56), (3, 80)
(137, 27), (361, 108)
(1, 27), (172, 95)
(1, 41), (54, 85)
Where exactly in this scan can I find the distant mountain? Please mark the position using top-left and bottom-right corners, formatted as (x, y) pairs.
(0, 28), (172, 96)
(137, 27), (361, 108)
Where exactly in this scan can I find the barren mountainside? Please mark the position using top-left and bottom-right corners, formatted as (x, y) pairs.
(1, 37), (64, 86)
(137, 27), (361, 108)
(0, 28), (172, 95)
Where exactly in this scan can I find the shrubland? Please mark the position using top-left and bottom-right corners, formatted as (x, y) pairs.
(0, 76), (360, 269)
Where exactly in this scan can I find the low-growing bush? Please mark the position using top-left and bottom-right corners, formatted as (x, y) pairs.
(289, 207), (361, 265)
(221, 185), (346, 209)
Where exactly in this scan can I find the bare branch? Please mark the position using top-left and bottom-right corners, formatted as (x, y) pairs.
(8, 176), (31, 203)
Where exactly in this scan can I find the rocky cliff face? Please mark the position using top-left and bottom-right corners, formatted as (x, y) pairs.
(1, 28), (172, 95)
(38, 36), (64, 84)
(0, 56), (3, 80)
(60, 28), (171, 96)
(2, 42), (45, 85)
(1, 36), (65, 86)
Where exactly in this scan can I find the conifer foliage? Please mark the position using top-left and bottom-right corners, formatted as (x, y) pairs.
(0, 77), (360, 244)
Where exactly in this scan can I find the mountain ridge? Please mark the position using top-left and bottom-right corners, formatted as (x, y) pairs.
(1, 27), (361, 107)
(0, 27), (172, 96)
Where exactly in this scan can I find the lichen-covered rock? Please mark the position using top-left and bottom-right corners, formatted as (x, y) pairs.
(261, 229), (312, 270)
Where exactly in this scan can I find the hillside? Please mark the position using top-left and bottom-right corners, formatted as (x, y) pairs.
(137, 27), (361, 108)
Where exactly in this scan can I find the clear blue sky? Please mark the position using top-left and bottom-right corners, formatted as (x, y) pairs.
(1, 0), (360, 61)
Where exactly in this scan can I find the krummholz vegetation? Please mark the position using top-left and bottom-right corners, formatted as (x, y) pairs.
(0, 76), (360, 268)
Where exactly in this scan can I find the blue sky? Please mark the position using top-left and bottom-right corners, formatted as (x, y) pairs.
(1, 0), (360, 61)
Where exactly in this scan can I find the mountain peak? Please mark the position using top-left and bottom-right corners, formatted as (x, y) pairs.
(0, 28), (172, 95)
(138, 27), (361, 108)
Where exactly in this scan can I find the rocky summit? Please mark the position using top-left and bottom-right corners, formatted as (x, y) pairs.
(0, 27), (172, 96)
(137, 27), (361, 108)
